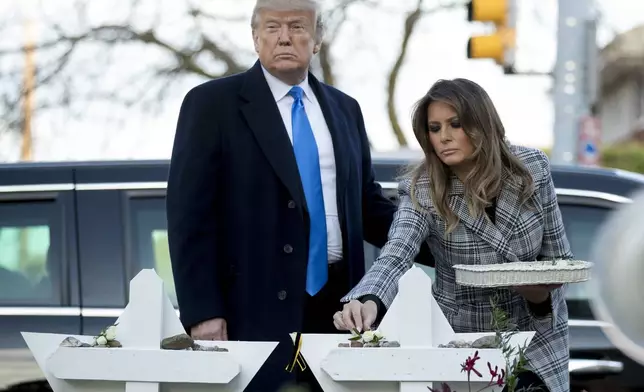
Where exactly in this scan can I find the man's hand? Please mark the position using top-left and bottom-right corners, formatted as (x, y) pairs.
(513, 284), (561, 304)
(190, 318), (228, 341)
(333, 300), (378, 332)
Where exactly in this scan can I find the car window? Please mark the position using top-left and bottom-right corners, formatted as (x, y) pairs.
(558, 202), (612, 301)
(0, 201), (62, 305)
(127, 197), (176, 307)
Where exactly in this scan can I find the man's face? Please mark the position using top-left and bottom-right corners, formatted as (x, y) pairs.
(253, 9), (319, 83)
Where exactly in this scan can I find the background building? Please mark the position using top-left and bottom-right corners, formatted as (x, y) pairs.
(599, 25), (644, 144)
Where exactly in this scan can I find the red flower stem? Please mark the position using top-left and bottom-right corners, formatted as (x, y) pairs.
(475, 381), (495, 392)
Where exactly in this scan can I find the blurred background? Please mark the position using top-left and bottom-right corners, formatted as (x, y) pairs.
(0, 0), (644, 169)
(1, 1), (644, 391)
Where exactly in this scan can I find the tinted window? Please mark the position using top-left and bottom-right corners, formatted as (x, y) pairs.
(558, 203), (612, 302)
(127, 197), (176, 307)
(0, 201), (62, 305)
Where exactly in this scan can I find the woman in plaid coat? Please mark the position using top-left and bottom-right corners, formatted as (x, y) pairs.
(334, 78), (573, 392)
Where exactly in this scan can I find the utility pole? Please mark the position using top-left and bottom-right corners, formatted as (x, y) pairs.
(551, 0), (598, 166)
(21, 18), (36, 162)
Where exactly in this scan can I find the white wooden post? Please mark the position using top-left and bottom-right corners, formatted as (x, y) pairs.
(296, 266), (535, 392)
(22, 269), (279, 392)
(122, 270), (164, 392)
(397, 267), (435, 392)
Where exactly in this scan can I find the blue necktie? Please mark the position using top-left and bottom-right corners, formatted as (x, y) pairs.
(289, 86), (328, 296)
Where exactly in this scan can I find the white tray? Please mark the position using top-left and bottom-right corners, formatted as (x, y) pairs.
(453, 260), (593, 287)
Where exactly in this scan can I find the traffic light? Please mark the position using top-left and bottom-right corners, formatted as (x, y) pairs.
(466, 0), (516, 73)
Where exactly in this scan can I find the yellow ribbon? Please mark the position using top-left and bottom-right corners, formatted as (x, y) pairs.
(286, 332), (307, 372)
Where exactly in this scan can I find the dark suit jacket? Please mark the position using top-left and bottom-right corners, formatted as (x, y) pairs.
(166, 60), (433, 390)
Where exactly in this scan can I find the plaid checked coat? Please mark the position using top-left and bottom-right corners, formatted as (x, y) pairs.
(342, 145), (573, 392)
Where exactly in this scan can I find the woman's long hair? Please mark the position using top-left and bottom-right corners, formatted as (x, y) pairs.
(405, 78), (534, 233)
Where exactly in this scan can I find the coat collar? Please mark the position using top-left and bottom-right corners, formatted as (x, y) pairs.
(239, 61), (307, 216)
(443, 170), (524, 263)
(261, 65), (315, 104)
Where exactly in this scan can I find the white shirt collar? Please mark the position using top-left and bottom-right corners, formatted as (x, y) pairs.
(261, 65), (314, 103)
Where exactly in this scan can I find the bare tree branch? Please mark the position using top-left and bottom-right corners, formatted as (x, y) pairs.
(316, 0), (380, 85)
(0, 0), (249, 137)
(0, 0), (468, 157)
(385, 0), (466, 147)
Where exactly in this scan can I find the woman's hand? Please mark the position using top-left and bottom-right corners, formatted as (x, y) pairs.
(333, 300), (378, 332)
(513, 284), (562, 304)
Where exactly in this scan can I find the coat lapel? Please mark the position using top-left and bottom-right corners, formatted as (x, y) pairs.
(494, 171), (523, 248)
(239, 61), (307, 215)
(448, 175), (520, 263)
(307, 75), (350, 209)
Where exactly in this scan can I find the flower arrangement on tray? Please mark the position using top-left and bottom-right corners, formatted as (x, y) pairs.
(453, 259), (593, 288)
(428, 296), (540, 392)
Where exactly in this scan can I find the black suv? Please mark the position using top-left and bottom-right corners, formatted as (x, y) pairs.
(0, 153), (642, 392)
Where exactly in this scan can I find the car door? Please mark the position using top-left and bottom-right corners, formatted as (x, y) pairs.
(0, 178), (81, 390)
(121, 189), (177, 307)
(74, 183), (139, 335)
(556, 192), (643, 392)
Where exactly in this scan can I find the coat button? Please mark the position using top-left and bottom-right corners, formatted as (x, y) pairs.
(283, 244), (293, 254)
(288, 200), (296, 209)
(277, 290), (287, 300)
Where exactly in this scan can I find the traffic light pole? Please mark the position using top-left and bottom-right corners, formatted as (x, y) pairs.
(551, 0), (598, 166)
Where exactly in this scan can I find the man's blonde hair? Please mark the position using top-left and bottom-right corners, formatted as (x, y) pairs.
(251, 0), (325, 44)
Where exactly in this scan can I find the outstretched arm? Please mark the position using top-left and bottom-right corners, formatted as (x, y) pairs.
(354, 100), (435, 267)
(343, 178), (432, 310)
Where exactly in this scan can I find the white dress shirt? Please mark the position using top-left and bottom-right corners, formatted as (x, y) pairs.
(261, 66), (343, 263)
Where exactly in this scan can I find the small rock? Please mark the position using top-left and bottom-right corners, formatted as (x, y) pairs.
(161, 333), (194, 350)
(380, 341), (400, 347)
(438, 344), (446, 348)
(350, 341), (364, 348)
(60, 337), (90, 347)
(193, 343), (229, 352)
(472, 335), (500, 349)
(107, 340), (122, 348)
(338, 343), (350, 347)
(448, 340), (472, 348)
(363, 342), (379, 347)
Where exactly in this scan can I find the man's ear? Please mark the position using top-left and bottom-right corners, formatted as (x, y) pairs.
(252, 31), (260, 53)
(313, 43), (321, 54)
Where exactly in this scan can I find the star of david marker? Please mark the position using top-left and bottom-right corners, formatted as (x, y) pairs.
(295, 266), (535, 392)
(22, 269), (278, 392)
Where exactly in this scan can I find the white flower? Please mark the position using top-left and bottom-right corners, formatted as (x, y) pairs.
(374, 330), (384, 340)
(96, 335), (108, 346)
(105, 325), (117, 341)
(362, 331), (375, 343)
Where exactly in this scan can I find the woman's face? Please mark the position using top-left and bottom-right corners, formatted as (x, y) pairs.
(427, 101), (475, 171)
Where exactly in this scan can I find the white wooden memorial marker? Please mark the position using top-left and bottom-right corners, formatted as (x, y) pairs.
(22, 269), (278, 392)
(294, 266), (535, 392)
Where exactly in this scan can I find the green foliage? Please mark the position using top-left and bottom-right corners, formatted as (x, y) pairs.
(601, 142), (644, 173)
(538, 143), (644, 174)
(428, 297), (538, 392)
(489, 296), (533, 392)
